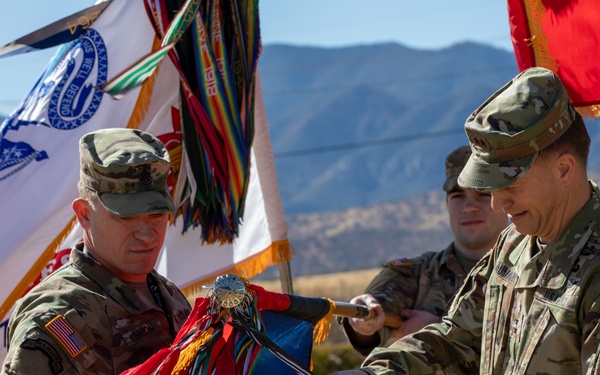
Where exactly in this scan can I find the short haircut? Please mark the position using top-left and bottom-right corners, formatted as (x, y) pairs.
(77, 180), (99, 207)
(539, 112), (590, 168)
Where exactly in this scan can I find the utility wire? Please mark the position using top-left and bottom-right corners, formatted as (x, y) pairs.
(273, 128), (464, 159)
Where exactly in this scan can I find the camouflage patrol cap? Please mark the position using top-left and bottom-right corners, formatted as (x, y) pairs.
(79, 128), (175, 217)
(443, 145), (471, 192)
(458, 67), (577, 191)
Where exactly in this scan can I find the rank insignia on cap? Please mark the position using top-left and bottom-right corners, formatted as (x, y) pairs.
(387, 258), (412, 267)
(139, 165), (154, 187)
(45, 315), (87, 357)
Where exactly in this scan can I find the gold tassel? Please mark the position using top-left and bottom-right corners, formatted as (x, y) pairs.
(312, 298), (335, 345)
(171, 327), (215, 375)
(523, 0), (558, 71)
(577, 104), (600, 120)
(307, 298), (336, 371)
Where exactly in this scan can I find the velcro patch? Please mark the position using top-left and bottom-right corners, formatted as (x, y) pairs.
(45, 315), (87, 357)
(122, 323), (156, 346)
(20, 338), (64, 374)
(386, 258), (412, 267)
(494, 263), (518, 284)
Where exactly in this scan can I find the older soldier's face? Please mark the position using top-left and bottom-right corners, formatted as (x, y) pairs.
(490, 155), (567, 243)
(446, 188), (507, 255)
(75, 198), (169, 283)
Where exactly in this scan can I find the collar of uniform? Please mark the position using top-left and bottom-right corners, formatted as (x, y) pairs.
(438, 243), (454, 263)
(515, 180), (600, 289)
(442, 243), (469, 277)
(70, 243), (165, 314)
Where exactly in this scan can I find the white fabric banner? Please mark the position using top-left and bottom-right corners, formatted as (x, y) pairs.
(0, 0), (289, 360)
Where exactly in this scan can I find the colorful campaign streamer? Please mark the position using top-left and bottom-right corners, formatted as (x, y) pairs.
(104, 0), (260, 243)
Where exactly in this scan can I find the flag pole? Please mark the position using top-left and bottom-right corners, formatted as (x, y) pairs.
(278, 260), (294, 294)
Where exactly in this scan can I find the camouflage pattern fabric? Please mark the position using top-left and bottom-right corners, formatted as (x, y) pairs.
(459, 67), (577, 192)
(79, 128), (175, 217)
(342, 243), (472, 355)
(357, 181), (600, 375)
(2, 243), (191, 375)
(443, 146), (471, 193)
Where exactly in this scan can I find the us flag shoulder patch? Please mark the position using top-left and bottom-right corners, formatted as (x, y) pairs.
(387, 258), (412, 267)
(45, 315), (87, 357)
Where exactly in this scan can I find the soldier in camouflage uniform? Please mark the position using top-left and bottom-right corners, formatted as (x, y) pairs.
(333, 67), (600, 375)
(340, 146), (508, 356)
(2, 128), (192, 374)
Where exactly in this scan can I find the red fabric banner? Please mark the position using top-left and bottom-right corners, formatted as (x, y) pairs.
(508, 0), (600, 117)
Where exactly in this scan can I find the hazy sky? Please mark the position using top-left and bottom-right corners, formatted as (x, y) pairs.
(0, 0), (513, 114)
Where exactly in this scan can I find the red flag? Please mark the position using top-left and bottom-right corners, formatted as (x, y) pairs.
(119, 282), (329, 375)
(508, 0), (600, 117)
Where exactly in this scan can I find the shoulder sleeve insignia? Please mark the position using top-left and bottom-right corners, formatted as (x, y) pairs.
(386, 257), (412, 267)
(20, 338), (64, 374)
(45, 315), (87, 357)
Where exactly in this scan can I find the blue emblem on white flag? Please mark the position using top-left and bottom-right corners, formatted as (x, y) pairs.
(0, 28), (108, 180)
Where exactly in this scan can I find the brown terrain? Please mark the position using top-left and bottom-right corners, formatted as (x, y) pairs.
(248, 189), (454, 344)
(256, 189), (453, 280)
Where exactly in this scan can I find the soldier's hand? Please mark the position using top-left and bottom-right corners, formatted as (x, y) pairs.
(387, 308), (441, 343)
(347, 294), (385, 336)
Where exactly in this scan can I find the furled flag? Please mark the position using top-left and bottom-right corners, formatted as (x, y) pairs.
(508, 0), (600, 118)
(120, 275), (342, 375)
(0, 0), (292, 361)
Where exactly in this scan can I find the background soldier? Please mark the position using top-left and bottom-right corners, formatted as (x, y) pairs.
(341, 145), (507, 355)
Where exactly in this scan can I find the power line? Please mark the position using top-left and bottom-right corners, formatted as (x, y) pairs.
(273, 128), (464, 159)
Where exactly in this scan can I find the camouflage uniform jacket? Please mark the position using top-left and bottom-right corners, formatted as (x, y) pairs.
(342, 244), (471, 355)
(2, 243), (191, 375)
(359, 181), (600, 375)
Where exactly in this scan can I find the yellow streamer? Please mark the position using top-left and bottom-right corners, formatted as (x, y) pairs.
(171, 327), (215, 374)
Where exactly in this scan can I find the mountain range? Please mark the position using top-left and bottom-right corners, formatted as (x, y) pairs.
(256, 42), (600, 277)
(259, 42), (600, 215)
(260, 42), (519, 214)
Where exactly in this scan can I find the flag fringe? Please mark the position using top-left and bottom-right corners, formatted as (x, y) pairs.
(523, 0), (558, 71)
(0, 216), (77, 319)
(179, 240), (293, 298)
(312, 298), (334, 345)
(576, 104), (600, 120)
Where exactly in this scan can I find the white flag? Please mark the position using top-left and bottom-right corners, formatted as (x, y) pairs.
(0, 0), (290, 359)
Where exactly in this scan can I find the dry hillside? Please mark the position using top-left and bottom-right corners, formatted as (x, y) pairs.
(257, 190), (453, 279)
